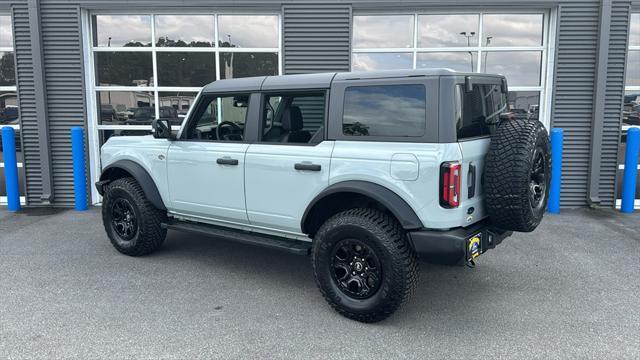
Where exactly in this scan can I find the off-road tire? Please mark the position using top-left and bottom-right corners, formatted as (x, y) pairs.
(484, 119), (551, 232)
(312, 208), (419, 323)
(102, 177), (167, 256)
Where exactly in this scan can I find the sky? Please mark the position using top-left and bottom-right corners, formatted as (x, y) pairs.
(93, 14), (278, 48)
(0, 16), (13, 48)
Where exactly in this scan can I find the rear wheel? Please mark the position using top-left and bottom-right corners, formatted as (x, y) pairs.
(102, 177), (167, 256)
(484, 120), (551, 232)
(312, 208), (418, 323)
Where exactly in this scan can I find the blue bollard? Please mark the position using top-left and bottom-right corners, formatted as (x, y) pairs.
(548, 128), (563, 214)
(621, 127), (640, 213)
(71, 127), (88, 211)
(1, 127), (20, 211)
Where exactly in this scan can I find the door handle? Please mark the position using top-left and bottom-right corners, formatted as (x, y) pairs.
(217, 158), (239, 166)
(468, 163), (476, 198)
(294, 163), (321, 171)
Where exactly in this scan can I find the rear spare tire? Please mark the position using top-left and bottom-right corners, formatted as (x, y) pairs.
(484, 120), (551, 232)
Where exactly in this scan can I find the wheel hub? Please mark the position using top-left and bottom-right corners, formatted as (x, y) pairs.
(331, 239), (382, 299)
(111, 198), (137, 241)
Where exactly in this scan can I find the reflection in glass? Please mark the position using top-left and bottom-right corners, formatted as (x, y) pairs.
(483, 51), (542, 86)
(352, 53), (413, 71)
(343, 85), (426, 137)
(629, 14), (639, 47)
(0, 52), (15, 86)
(100, 129), (153, 145)
(482, 14), (543, 47)
(0, 91), (18, 125)
(92, 15), (152, 47)
(218, 16), (278, 48)
(97, 91), (154, 125)
(95, 52), (153, 87)
(0, 129), (26, 199)
(159, 92), (198, 125)
(417, 52), (477, 72)
(353, 15), (414, 49)
(155, 15), (214, 47)
(623, 91), (640, 126)
(0, 16), (13, 48)
(417, 15), (479, 47)
(156, 52), (215, 87)
(626, 50), (639, 87)
(219, 52), (278, 79)
(507, 91), (540, 120)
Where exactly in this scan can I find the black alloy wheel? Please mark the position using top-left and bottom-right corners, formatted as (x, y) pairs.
(110, 198), (138, 241)
(331, 238), (382, 299)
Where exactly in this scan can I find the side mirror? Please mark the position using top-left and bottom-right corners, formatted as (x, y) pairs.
(152, 119), (174, 140)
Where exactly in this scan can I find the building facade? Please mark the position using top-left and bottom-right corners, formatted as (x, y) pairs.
(0, 0), (638, 208)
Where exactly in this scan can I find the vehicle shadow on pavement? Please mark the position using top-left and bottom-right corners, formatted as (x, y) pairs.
(158, 228), (499, 325)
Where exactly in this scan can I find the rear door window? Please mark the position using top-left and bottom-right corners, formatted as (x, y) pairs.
(342, 84), (427, 137)
(456, 83), (507, 139)
(260, 92), (326, 144)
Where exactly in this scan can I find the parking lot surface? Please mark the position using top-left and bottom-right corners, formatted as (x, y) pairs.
(1, 207), (639, 359)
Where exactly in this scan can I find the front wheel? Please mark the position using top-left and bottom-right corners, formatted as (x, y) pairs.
(102, 177), (167, 256)
(312, 209), (419, 323)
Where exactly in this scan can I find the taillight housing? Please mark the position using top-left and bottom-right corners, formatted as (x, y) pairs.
(440, 162), (461, 208)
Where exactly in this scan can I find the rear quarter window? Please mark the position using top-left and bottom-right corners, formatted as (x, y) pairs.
(456, 83), (507, 140)
(342, 84), (426, 137)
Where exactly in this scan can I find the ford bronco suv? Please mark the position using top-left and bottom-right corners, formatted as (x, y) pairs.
(97, 69), (551, 323)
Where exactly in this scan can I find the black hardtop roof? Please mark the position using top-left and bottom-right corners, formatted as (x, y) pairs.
(200, 69), (505, 94)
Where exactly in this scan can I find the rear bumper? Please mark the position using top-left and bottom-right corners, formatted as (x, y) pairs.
(408, 219), (512, 266)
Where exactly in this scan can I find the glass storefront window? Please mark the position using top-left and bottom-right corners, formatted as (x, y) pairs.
(352, 15), (414, 49)
(352, 12), (548, 126)
(154, 15), (215, 47)
(416, 52), (477, 72)
(0, 51), (16, 86)
(352, 53), (413, 71)
(417, 15), (479, 48)
(217, 15), (279, 48)
(91, 13), (280, 126)
(625, 50), (639, 87)
(508, 91), (541, 120)
(95, 52), (153, 87)
(219, 52), (278, 79)
(97, 91), (155, 125)
(156, 52), (216, 86)
(628, 13), (639, 48)
(482, 14), (543, 47)
(623, 91), (640, 127)
(0, 16), (13, 48)
(92, 15), (152, 47)
(0, 91), (18, 125)
(158, 91), (198, 125)
(483, 51), (542, 87)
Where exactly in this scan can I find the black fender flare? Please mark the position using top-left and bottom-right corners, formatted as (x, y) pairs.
(96, 159), (166, 210)
(301, 180), (423, 234)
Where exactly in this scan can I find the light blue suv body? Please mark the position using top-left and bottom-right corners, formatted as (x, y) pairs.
(98, 69), (513, 263)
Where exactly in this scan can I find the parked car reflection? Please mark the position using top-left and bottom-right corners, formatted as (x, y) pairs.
(623, 93), (640, 126)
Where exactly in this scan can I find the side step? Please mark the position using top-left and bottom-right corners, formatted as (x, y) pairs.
(161, 220), (311, 255)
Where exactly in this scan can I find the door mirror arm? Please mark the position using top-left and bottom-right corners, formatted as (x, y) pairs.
(152, 119), (175, 140)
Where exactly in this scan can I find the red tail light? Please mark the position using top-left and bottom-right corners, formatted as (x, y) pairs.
(440, 162), (461, 208)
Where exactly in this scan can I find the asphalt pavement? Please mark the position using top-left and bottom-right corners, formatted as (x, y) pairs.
(1, 207), (639, 359)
